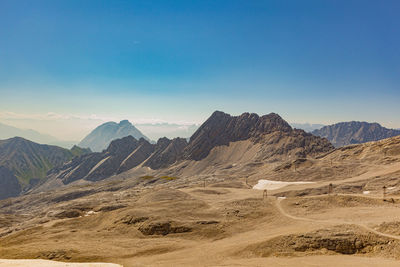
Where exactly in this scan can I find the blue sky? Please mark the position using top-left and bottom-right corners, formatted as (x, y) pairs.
(0, 0), (399, 139)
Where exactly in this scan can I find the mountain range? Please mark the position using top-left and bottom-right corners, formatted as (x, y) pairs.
(312, 121), (400, 147)
(37, 111), (333, 191)
(78, 120), (151, 152)
(4, 112), (400, 200)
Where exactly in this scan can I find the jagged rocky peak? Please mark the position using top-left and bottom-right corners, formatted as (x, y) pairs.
(182, 111), (293, 161)
(143, 137), (188, 169)
(106, 135), (140, 155)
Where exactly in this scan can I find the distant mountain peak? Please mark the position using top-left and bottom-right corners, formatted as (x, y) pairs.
(78, 120), (150, 152)
(312, 121), (400, 147)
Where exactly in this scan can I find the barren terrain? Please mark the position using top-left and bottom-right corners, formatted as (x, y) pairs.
(1, 137), (400, 266)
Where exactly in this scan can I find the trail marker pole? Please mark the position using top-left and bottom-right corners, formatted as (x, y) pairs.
(383, 186), (387, 201)
(328, 183), (333, 195)
(263, 189), (268, 200)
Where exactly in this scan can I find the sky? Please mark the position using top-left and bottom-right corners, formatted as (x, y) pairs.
(1, 0), (399, 141)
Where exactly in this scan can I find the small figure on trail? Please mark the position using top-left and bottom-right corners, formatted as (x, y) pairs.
(263, 189), (268, 199)
(328, 183), (333, 195)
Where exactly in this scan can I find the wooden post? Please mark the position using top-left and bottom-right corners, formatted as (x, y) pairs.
(263, 189), (268, 200)
(328, 183), (333, 195)
(383, 186), (387, 201)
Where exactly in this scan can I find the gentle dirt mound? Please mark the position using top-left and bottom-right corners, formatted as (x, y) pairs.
(241, 225), (400, 258)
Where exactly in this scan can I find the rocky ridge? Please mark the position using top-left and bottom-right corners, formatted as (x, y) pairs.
(312, 121), (400, 147)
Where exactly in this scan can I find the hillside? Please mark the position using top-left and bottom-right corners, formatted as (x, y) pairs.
(0, 137), (90, 199)
(312, 121), (400, 147)
(78, 120), (150, 152)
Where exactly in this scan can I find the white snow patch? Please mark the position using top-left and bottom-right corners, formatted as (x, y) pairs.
(84, 210), (97, 217)
(278, 197), (287, 200)
(363, 191), (370, 195)
(388, 187), (396, 190)
(0, 259), (122, 266)
(253, 179), (314, 190)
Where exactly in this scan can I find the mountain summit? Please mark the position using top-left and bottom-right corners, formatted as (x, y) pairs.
(79, 120), (150, 152)
(182, 111), (293, 160)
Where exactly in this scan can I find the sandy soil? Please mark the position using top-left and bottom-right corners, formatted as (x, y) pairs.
(1, 137), (400, 266)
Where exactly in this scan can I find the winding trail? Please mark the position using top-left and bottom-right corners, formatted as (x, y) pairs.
(275, 197), (400, 241)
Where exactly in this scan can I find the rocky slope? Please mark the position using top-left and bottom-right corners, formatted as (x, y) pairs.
(312, 121), (400, 147)
(47, 136), (188, 185)
(79, 120), (150, 152)
(182, 111), (332, 161)
(182, 111), (293, 161)
(0, 166), (21, 200)
(0, 137), (89, 199)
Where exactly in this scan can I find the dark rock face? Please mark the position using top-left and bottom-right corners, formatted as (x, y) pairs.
(0, 166), (21, 200)
(138, 221), (192, 236)
(312, 121), (400, 147)
(182, 111), (292, 161)
(144, 137), (188, 169)
(78, 120), (150, 152)
(117, 138), (155, 174)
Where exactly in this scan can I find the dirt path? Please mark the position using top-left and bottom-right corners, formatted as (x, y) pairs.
(275, 197), (400, 240)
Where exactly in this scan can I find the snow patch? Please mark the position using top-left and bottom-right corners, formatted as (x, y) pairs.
(84, 210), (97, 217)
(0, 259), (122, 267)
(253, 179), (314, 190)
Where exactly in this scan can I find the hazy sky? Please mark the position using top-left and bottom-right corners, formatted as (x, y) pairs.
(1, 0), (399, 141)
